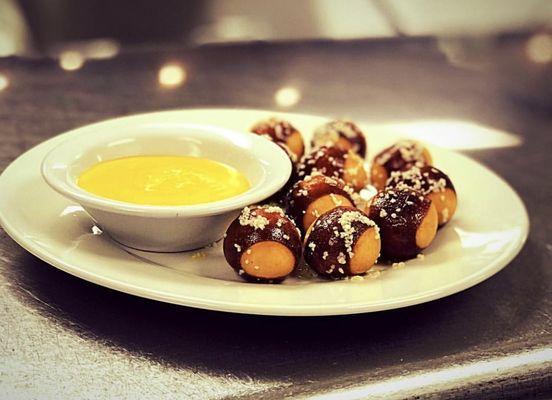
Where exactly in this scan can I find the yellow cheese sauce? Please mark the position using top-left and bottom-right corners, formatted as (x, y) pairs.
(77, 155), (250, 206)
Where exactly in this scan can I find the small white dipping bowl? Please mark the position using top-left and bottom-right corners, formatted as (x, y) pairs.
(41, 119), (291, 252)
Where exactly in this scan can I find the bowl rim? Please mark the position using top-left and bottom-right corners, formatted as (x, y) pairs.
(41, 119), (292, 217)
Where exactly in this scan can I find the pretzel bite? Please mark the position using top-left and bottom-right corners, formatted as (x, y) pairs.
(251, 118), (305, 161)
(312, 120), (367, 158)
(386, 165), (457, 226)
(368, 188), (438, 261)
(223, 205), (302, 283)
(370, 140), (432, 190)
(252, 125), (302, 205)
(286, 174), (356, 234)
(265, 142), (302, 205)
(303, 206), (381, 279)
(297, 145), (368, 191)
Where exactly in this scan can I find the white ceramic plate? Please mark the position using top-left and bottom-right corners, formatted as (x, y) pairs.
(0, 109), (529, 316)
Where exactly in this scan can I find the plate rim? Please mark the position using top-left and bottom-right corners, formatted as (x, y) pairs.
(0, 108), (530, 316)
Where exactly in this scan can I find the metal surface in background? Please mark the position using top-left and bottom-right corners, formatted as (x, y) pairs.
(0, 35), (551, 399)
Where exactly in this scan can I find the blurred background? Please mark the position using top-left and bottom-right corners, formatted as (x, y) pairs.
(0, 0), (551, 57)
(1, 0), (550, 108)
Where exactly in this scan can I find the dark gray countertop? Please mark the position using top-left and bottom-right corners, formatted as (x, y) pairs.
(0, 35), (551, 399)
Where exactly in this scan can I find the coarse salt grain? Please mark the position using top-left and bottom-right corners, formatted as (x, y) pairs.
(263, 205), (285, 216)
(392, 261), (406, 268)
(191, 251), (206, 259)
(367, 269), (382, 279)
(239, 207), (269, 230)
(330, 193), (343, 206)
(338, 210), (377, 257)
(323, 120), (359, 141)
(397, 140), (424, 162)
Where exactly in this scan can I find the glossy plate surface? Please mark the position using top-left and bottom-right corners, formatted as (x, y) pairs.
(0, 109), (529, 316)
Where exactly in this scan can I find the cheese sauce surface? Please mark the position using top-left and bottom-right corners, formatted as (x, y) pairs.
(78, 155), (250, 206)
